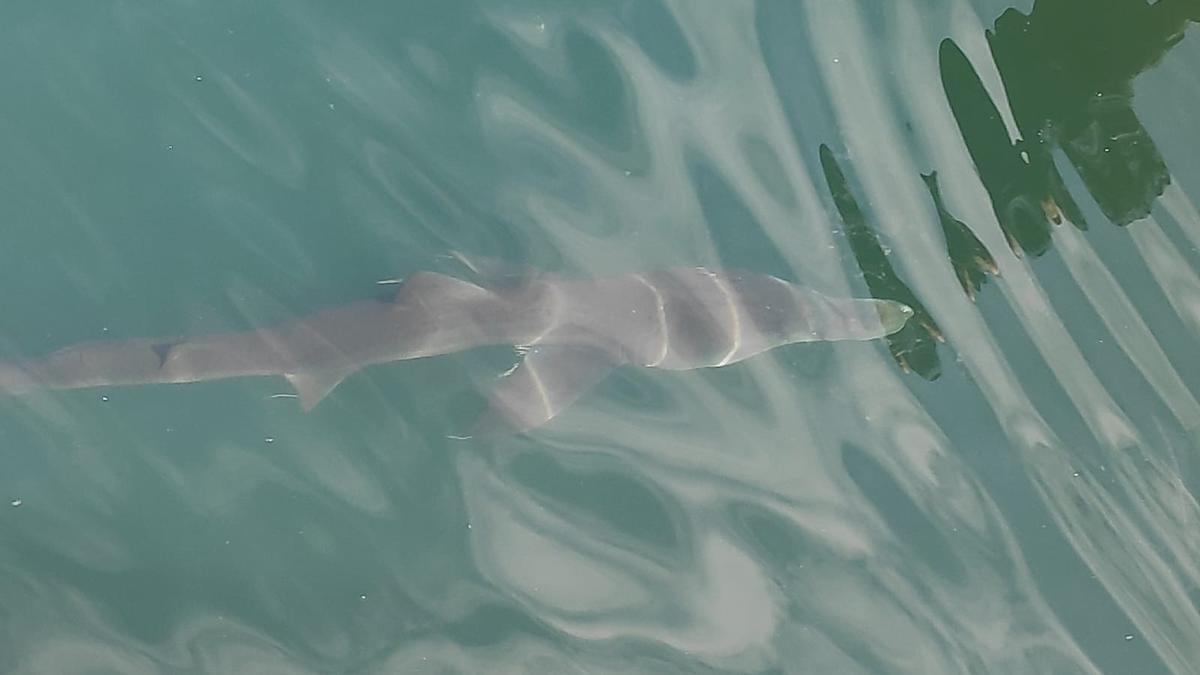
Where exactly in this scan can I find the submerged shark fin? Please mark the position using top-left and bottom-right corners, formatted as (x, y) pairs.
(392, 271), (492, 304)
(284, 368), (353, 411)
(472, 344), (618, 435)
(442, 250), (552, 288)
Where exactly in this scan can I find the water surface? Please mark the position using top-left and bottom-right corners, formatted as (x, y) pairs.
(1, 1), (1199, 673)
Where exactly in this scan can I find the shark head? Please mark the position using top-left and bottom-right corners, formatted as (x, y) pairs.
(873, 298), (915, 335)
(780, 284), (913, 343)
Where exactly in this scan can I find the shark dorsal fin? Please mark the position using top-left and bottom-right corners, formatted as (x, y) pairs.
(444, 250), (527, 282)
(284, 368), (353, 411)
(393, 271), (492, 304)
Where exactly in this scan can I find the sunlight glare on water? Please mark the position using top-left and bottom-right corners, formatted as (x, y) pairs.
(0, 1), (1199, 673)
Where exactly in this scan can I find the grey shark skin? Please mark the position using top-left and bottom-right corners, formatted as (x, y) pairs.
(0, 266), (912, 432)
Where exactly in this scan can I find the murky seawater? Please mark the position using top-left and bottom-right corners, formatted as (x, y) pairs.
(1, 1), (1198, 673)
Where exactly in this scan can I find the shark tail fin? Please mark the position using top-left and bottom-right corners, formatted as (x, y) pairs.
(284, 368), (353, 411)
(0, 362), (38, 396)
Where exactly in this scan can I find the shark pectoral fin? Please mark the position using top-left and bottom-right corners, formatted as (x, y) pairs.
(284, 367), (354, 411)
(473, 345), (618, 435)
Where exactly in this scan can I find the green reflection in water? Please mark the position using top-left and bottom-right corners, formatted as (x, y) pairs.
(945, 0), (1196, 241)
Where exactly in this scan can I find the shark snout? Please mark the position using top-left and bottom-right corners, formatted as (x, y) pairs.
(874, 299), (914, 335)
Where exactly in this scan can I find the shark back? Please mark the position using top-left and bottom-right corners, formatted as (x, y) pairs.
(542, 268), (906, 371)
(0, 263), (910, 433)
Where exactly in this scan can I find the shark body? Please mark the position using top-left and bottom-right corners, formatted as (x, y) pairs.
(0, 265), (911, 432)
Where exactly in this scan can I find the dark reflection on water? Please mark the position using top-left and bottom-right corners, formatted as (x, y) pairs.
(508, 451), (680, 552)
(819, 143), (945, 380)
(945, 0), (1195, 244)
(814, 0), (1198, 391)
(841, 443), (966, 584)
(987, 0), (1195, 227)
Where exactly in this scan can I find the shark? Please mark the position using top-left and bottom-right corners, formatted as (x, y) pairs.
(0, 260), (912, 432)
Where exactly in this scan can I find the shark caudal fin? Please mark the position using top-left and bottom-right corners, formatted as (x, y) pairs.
(0, 362), (39, 396)
(284, 368), (354, 411)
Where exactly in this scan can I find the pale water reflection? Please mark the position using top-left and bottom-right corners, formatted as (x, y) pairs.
(0, 1), (1198, 674)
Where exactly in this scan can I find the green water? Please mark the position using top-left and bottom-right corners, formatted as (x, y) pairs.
(1, 1), (1199, 673)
